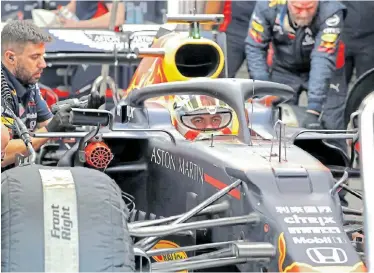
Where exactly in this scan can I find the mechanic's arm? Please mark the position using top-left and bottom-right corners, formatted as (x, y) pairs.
(202, 1), (222, 30)
(307, 11), (344, 114)
(68, 1), (125, 28)
(1, 127), (50, 167)
(65, 0), (76, 13)
(244, 1), (273, 81)
(1, 87), (54, 167)
(52, 0), (76, 13)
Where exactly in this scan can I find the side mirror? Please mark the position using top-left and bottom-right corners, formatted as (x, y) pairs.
(69, 108), (113, 127)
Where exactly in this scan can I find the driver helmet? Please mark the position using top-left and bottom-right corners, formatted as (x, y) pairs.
(171, 95), (234, 140)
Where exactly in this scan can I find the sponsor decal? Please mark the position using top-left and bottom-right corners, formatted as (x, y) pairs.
(49, 29), (127, 51)
(326, 14), (340, 27)
(150, 147), (204, 184)
(323, 27), (341, 34)
(321, 33), (338, 43)
(284, 215), (335, 226)
(4, 3), (18, 12)
(276, 206), (332, 214)
(150, 147), (241, 199)
(302, 28), (315, 46)
(306, 247), (347, 264)
(276, 205), (347, 243)
(330, 83), (340, 93)
(319, 23), (340, 54)
(1, 116), (14, 128)
(252, 20), (264, 33)
(318, 42), (336, 54)
(151, 240), (188, 272)
(129, 31), (157, 50)
(249, 28), (263, 44)
(288, 226), (342, 234)
(252, 12), (263, 24)
(293, 236), (347, 244)
(249, 12), (265, 43)
(269, 0), (287, 8)
(278, 233), (366, 272)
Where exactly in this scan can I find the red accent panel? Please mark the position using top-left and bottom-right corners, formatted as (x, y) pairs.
(336, 40), (345, 69)
(219, 0), (232, 32)
(204, 173), (241, 199)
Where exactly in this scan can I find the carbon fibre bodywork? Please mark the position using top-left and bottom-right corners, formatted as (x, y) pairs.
(32, 14), (365, 270)
(62, 78), (364, 272)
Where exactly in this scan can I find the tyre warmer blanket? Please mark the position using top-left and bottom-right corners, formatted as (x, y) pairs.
(1, 165), (134, 272)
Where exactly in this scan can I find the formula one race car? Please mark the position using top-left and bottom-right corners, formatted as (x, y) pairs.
(2, 78), (366, 272)
(2, 14), (366, 273)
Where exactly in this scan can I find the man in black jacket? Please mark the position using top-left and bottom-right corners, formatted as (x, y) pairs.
(341, 1), (374, 84)
(204, 0), (256, 78)
(245, 0), (347, 134)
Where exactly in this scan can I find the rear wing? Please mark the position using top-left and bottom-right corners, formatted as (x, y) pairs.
(43, 26), (227, 67)
(43, 27), (162, 65)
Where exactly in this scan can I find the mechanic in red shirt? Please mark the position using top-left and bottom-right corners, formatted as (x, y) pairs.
(54, 0), (125, 29)
(204, 0), (256, 78)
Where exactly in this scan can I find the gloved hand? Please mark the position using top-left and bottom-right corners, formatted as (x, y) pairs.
(301, 110), (323, 129)
(80, 90), (105, 109)
(46, 105), (75, 132)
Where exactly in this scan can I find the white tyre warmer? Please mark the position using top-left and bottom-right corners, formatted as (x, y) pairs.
(1, 165), (135, 272)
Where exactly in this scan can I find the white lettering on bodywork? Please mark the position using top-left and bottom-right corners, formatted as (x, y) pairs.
(151, 147), (204, 184)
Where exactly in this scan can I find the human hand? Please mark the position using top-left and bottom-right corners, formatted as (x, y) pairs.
(301, 110), (323, 129)
(46, 105), (75, 132)
(80, 90), (105, 109)
(59, 17), (79, 28)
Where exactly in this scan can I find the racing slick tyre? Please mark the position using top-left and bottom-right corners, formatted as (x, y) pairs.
(344, 68), (374, 166)
(344, 67), (374, 126)
(1, 165), (135, 272)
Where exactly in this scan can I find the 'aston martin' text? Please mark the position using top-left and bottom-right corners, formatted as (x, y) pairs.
(150, 147), (204, 184)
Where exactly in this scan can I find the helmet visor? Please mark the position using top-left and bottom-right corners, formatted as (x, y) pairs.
(181, 111), (232, 131)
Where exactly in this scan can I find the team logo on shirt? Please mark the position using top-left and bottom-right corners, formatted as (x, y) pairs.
(318, 32), (338, 54)
(269, 0), (286, 7)
(251, 20), (264, 33)
(321, 33), (338, 43)
(249, 28), (263, 43)
(325, 14), (340, 27)
(249, 15), (265, 43)
(323, 27), (341, 34)
(302, 28), (315, 46)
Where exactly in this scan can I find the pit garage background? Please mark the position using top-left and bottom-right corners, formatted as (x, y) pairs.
(0, 0), (217, 98)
